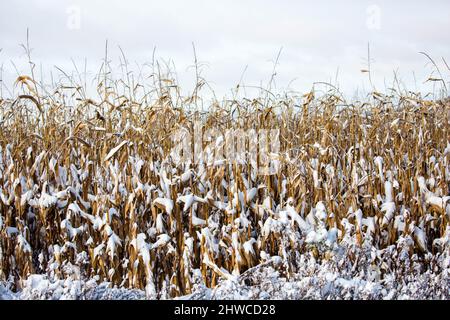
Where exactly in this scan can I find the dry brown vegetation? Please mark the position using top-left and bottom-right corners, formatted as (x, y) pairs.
(0, 59), (449, 299)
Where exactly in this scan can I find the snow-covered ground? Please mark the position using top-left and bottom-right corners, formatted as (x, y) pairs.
(2, 249), (448, 300)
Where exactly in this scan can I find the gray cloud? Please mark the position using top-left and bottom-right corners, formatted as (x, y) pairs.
(1, 0), (449, 98)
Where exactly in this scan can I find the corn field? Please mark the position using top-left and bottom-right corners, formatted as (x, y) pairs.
(0, 68), (449, 299)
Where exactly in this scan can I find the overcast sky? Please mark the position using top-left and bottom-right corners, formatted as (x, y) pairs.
(1, 0), (449, 99)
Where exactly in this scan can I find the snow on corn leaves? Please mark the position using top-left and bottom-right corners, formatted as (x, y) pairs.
(0, 76), (449, 300)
